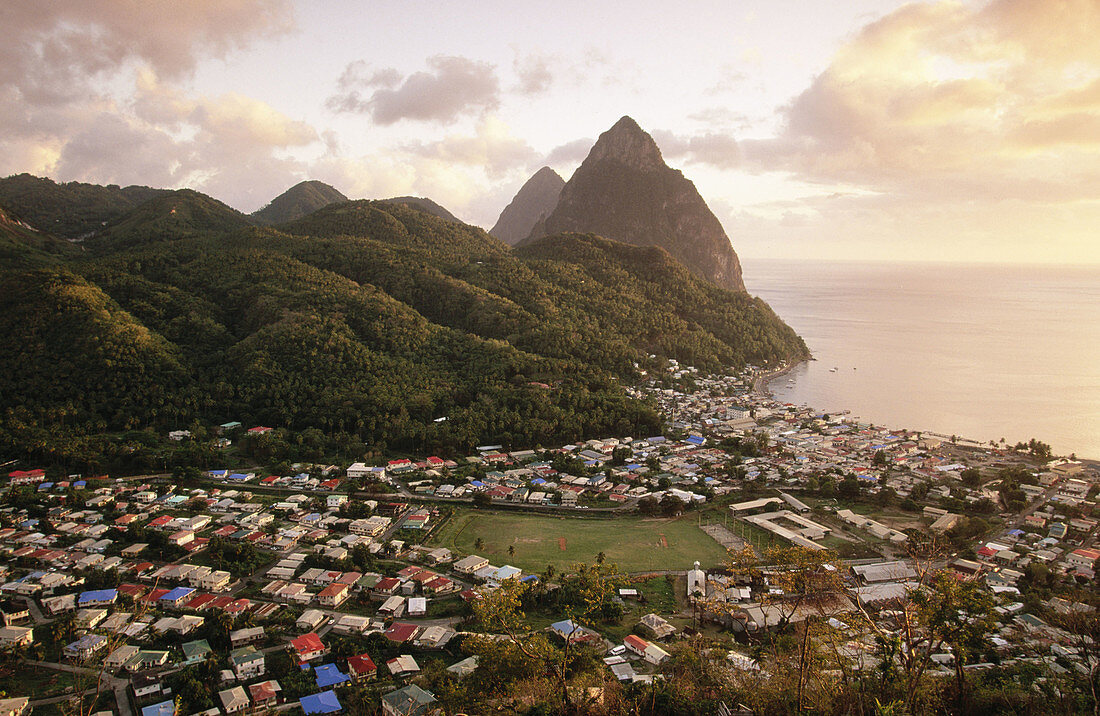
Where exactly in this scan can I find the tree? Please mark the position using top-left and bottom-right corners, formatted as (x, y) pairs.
(854, 570), (997, 712)
(960, 467), (981, 489)
(838, 475), (861, 500)
(474, 537), (484, 551)
(507, 544), (515, 559)
(472, 492), (492, 508)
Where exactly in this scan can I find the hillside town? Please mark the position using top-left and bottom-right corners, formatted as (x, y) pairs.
(0, 361), (1097, 715)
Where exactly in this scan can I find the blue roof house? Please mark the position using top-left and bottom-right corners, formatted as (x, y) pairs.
(314, 663), (350, 689)
(300, 691), (342, 715)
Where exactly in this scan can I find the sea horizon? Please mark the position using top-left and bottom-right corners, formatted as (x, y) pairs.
(746, 258), (1100, 462)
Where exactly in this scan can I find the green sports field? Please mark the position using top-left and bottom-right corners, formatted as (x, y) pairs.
(429, 508), (731, 573)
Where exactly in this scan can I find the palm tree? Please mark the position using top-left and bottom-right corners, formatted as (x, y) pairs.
(474, 537), (484, 551)
(507, 545), (515, 558)
(596, 551), (606, 565)
(544, 564), (555, 580)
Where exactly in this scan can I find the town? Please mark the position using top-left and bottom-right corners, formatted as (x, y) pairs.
(0, 360), (1096, 715)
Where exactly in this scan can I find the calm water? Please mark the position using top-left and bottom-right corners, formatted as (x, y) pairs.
(747, 260), (1100, 460)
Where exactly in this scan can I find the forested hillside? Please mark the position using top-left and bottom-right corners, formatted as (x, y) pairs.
(0, 181), (806, 471)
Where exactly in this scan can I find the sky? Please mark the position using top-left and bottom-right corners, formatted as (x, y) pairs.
(3, 0), (1100, 264)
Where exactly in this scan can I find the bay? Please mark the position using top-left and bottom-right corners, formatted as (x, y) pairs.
(747, 259), (1100, 460)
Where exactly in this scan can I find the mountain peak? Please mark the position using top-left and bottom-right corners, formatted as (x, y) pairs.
(252, 180), (347, 225)
(530, 117), (745, 292)
(490, 167), (565, 244)
(586, 115), (664, 171)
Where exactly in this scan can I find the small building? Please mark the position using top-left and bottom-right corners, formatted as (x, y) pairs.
(381, 685), (437, 716)
(218, 686), (250, 714)
(248, 680), (282, 709)
(348, 653), (377, 680)
(289, 632), (327, 663)
(300, 691), (342, 715)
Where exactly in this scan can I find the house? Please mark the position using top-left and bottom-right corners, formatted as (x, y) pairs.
(348, 653), (376, 680)
(453, 555), (489, 575)
(289, 632), (327, 662)
(0, 698), (30, 716)
(1068, 548), (1100, 571)
(218, 686), (250, 714)
(181, 639), (213, 666)
(139, 700), (174, 716)
(0, 601), (30, 626)
(64, 633), (107, 661)
(299, 691), (342, 716)
(383, 622), (419, 644)
(381, 685), (437, 716)
(124, 649), (170, 672)
(317, 582), (350, 608)
(248, 680), (282, 708)
(105, 644), (140, 670)
(77, 588), (118, 608)
(296, 609), (327, 631)
(198, 570), (231, 592)
(639, 613), (677, 640)
(158, 586), (195, 608)
(229, 626), (265, 648)
(314, 663), (351, 690)
(248, 680), (282, 709)
(0, 626), (33, 649)
(407, 597), (427, 617)
(386, 654), (421, 677)
(230, 646), (266, 679)
(332, 614), (371, 636)
(132, 674), (166, 700)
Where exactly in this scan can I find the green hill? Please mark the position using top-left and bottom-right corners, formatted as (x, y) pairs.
(87, 189), (252, 252)
(0, 205), (81, 268)
(0, 178), (806, 470)
(377, 196), (463, 224)
(0, 173), (166, 240)
(251, 180), (348, 225)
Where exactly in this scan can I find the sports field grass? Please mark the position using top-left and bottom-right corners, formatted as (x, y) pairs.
(429, 508), (731, 573)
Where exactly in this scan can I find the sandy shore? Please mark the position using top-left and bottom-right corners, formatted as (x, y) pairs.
(752, 358), (806, 396)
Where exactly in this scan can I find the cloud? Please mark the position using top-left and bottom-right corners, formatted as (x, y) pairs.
(513, 52), (554, 95)
(545, 138), (594, 166)
(402, 116), (538, 177)
(748, 0), (1100, 203)
(0, 1), (292, 105)
(652, 130), (742, 169)
(326, 55), (500, 125)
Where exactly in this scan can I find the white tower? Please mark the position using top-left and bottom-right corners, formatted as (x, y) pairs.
(687, 560), (706, 600)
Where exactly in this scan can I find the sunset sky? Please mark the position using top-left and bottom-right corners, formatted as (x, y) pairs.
(3, 0), (1099, 264)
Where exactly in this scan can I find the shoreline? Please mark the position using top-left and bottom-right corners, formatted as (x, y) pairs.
(752, 358), (805, 396)
(751, 360), (1098, 463)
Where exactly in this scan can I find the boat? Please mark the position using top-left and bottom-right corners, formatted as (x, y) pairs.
(829, 367), (838, 373)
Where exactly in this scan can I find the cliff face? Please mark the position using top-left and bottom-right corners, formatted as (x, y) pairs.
(532, 116), (745, 292)
(490, 166), (564, 244)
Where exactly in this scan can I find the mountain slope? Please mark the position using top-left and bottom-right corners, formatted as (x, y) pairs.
(529, 116), (745, 291)
(0, 173), (166, 240)
(0, 205), (81, 268)
(87, 189), (252, 252)
(490, 167), (565, 244)
(377, 196), (462, 224)
(251, 180), (348, 225)
(0, 176), (805, 469)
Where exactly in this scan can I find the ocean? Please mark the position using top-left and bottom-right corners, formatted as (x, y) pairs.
(746, 259), (1100, 460)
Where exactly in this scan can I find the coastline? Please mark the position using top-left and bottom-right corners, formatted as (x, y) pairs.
(752, 358), (805, 396)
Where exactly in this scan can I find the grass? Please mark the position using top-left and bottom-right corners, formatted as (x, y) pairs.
(0, 666), (79, 699)
(429, 508), (730, 573)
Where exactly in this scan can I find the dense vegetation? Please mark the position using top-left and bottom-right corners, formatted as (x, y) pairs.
(0, 173), (165, 239)
(250, 180), (348, 225)
(0, 179), (806, 471)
